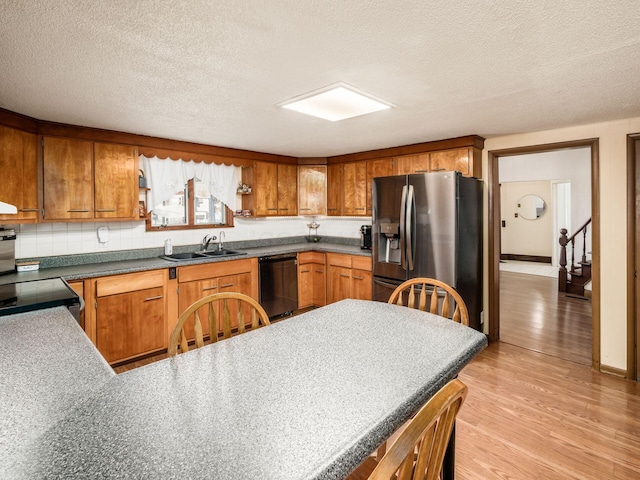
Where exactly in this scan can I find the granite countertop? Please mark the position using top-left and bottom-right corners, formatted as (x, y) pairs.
(0, 307), (115, 474)
(1, 240), (371, 285)
(3, 300), (487, 479)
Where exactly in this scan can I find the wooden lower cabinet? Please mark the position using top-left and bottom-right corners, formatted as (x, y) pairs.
(326, 253), (372, 304)
(176, 258), (258, 339)
(93, 270), (167, 364)
(298, 251), (326, 308)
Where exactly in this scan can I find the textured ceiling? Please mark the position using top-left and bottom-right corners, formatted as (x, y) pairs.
(1, 1), (639, 157)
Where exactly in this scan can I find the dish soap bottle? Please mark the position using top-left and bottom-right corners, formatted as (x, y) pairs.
(164, 238), (173, 255)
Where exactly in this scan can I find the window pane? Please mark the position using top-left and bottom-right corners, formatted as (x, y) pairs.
(194, 180), (226, 225)
(151, 186), (187, 227)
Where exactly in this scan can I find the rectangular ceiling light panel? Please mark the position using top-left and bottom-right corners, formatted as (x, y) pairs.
(280, 83), (392, 122)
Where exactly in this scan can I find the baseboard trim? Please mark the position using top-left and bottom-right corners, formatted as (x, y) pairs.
(599, 364), (628, 378)
(500, 254), (552, 264)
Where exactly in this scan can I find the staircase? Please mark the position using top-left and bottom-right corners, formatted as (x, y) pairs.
(558, 218), (592, 297)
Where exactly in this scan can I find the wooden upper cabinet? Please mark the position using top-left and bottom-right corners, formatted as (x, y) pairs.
(94, 143), (138, 219)
(242, 161), (297, 217)
(342, 161), (367, 216)
(393, 153), (430, 175)
(298, 166), (326, 216)
(277, 164), (298, 216)
(429, 148), (472, 176)
(366, 158), (394, 215)
(43, 137), (94, 220)
(326, 164), (343, 216)
(0, 126), (38, 223)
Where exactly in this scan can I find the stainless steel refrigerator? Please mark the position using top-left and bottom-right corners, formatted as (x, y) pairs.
(372, 171), (483, 330)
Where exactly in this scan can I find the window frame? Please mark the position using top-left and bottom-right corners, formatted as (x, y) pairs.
(145, 178), (234, 231)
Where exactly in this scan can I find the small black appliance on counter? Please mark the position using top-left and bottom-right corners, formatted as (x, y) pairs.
(360, 225), (372, 249)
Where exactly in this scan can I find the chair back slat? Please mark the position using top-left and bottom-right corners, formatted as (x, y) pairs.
(169, 292), (270, 356)
(387, 278), (469, 326)
(365, 379), (468, 480)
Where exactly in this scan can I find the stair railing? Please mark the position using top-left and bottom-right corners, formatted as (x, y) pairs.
(558, 218), (591, 292)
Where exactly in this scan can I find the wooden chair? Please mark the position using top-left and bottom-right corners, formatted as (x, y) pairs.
(347, 379), (468, 480)
(388, 278), (469, 326)
(168, 292), (270, 356)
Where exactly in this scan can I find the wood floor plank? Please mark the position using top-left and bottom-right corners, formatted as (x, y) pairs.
(455, 342), (640, 479)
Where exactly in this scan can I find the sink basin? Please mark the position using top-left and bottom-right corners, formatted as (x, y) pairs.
(199, 249), (246, 257)
(159, 252), (207, 262)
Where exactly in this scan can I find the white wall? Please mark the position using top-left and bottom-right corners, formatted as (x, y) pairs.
(483, 116), (640, 371)
(500, 180), (553, 257)
(14, 216), (368, 259)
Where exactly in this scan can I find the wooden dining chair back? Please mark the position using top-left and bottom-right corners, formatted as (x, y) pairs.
(388, 278), (469, 326)
(347, 379), (468, 480)
(168, 292), (270, 356)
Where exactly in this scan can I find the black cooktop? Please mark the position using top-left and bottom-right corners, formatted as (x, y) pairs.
(0, 278), (80, 316)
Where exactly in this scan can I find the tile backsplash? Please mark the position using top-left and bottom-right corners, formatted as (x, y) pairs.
(14, 217), (369, 259)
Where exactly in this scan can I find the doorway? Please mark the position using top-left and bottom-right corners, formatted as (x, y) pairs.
(488, 139), (600, 370)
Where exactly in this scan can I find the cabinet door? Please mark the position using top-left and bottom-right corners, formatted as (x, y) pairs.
(94, 143), (138, 219)
(342, 161), (367, 216)
(219, 272), (253, 332)
(393, 153), (429, 175)
(0, 126), (38, 222)
(351, 268), (372, 300)
(327, 264), (352, 304)
(277, 164), (298, 216)
(429, 148), (470, 176)
(366, 158), (394, 215)
(298, 263), (314, 309)
(254, 161), (278, 216)
(312, 263), (326, 306)
(96, 286), (165, 363)
(298, 166), (326, 216)
(326, 164), (342, 216)
(43, 137), (93, 220)
(178, 278), (219, 340)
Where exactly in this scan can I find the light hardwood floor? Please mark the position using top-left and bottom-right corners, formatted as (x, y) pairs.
(499, 270), (592, 365)
(454, 342), (640, 479)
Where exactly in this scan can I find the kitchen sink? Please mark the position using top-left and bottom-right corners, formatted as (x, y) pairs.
(159, 252), (207, 262)
(199, 249), (246, 257)
(160, 249), (246, 261)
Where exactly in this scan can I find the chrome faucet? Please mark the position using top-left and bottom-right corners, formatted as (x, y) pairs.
(201, 234), (216, 252)
(218, 231), (225, 251)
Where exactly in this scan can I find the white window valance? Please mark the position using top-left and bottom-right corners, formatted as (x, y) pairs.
(141, 155), (239, 212)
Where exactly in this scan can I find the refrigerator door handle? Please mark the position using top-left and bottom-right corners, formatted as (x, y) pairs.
(373, 278), (403, 289)
(399, 184), (408, 271)
(406, 184), (415, 271)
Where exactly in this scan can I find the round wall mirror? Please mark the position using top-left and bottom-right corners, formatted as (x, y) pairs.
(517, 194), (546, 220)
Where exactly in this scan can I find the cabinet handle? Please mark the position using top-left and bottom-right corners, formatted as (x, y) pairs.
(355, 208), (365, 211)
(220, 283), (234, 288)
(279, 208), (288, 211)
(144, 295), (163, 302)
(300, 269), (310, 273)
(20, 208), (39, 212)
(315, 269), (324, 274)
(300, 208), (311, 211)
(415, 170), (428, 173)
(68, 209), (90, 213)
(267, 208), (278, 211)
(340, 274), (350, 278)
(96, 208), (117, 212)
(353, 276), (364, 280)
(202, 286), (218, 291)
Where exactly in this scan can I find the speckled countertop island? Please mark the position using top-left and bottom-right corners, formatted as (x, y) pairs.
(1, 299), (487, 479)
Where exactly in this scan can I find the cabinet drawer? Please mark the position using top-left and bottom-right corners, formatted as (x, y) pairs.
(178, 258), (254, 283)
(326, 253), (351, 268)
(298, 251), (325, 264)
(352, 256), (372, 272)
(96, 270), (165, 297)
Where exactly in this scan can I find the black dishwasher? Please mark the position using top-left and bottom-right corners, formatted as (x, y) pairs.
(258, 253), (298, 318)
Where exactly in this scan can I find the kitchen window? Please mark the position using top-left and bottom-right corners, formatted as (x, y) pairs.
(141, 155), (237, 231)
